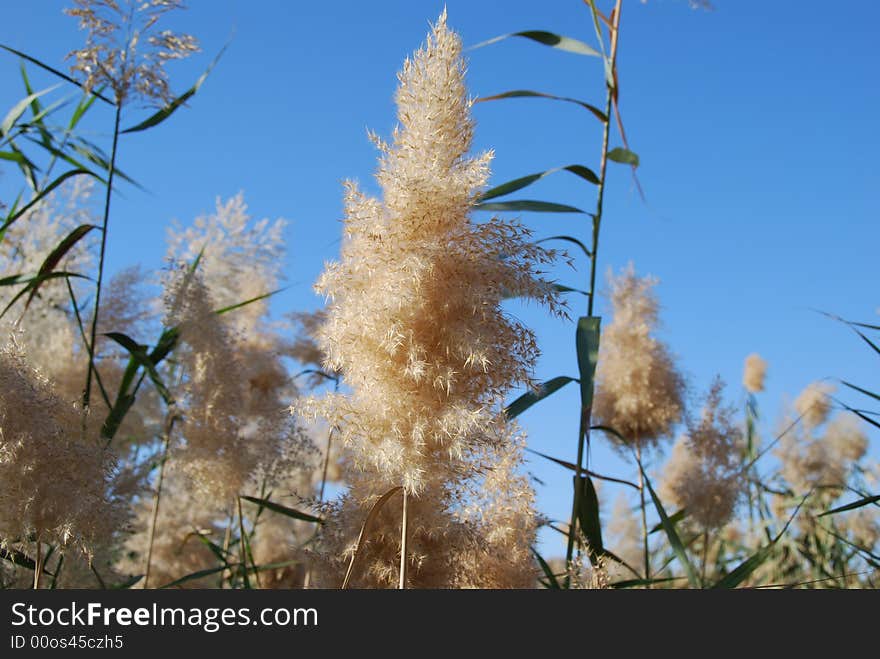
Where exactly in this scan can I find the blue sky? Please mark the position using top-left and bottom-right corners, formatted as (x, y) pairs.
(2, 1), (878, 557)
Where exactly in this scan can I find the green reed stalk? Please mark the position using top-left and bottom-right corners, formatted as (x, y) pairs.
(83, 103), (121, 411)
(564, 0), (622, 582)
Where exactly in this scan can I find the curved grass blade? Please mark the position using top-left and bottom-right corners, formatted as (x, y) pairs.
(158, 565), (229, 589)
(110, 574), (143, 589)
(475, 90), (607, 123)
(24, 223), (97, 311)
(504, 375), (577, 420)
(532, 547), (562, 589)
(474, 200), (586, 213)
(122, 44), (227, 134)
(527, 448), (639, 490)
(0, 271), (90, 319)
(840, 380), (880, 403)
(471, 31), (600, 57)
(479, 165), (600, 202)
(711, 492), (809, 589)
(1, 85), (60, 137)
(819, 494), (880, 517)
(342, 486), (403, 589)
(575, 474), (604, 565)
(536, 235), (592, 259)
(240, 495), (322, 524)
(3, 168), (98, 231)
(103, 331), (174, 404)
(610, 576), (683, 589)
(0, 44), (114, 105)
(649, 508), (687, 534)
(638, 460), (700, 588)
(214, 287), (286, 316)
(554, 284), (589, 296)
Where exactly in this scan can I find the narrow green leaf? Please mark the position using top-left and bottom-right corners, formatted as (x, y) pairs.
(819, 494), (880, 517)
(532, 547), (562, 589)
(479, 165), (599, 202)
(840, 380), (880, 403)
(240, 495), (322, 524)
(504, 375), (578, 419)
(638, 461), (700, 588)
(475, 90), (607, 122)
(0, 150), (26, 163)
(122, 45), (227, 134)
(527, 448), (640, 490)
(649, 508), (687, 534)
(553, 284), (589, 296)
(1, 85), (59, 136)
(472, 31), (600, 57)
(3, 168), (97, 231)
(575, 475), (604, 565)
(0, 44), (115, 105)
(110, 575), (143, 589)
(103, 332), (174, 405)
(610, 576), (683, 589)
(24, 224), (97, 310)
(712, 493), (808, 589)
(536, 235), (592, 259)
(0, 271), (89, 319)
(158, 565), (229, 589)
(214, 287), (286, 316)
(575, 316), (601, 412)
(474, 200), (586, 213)
(607, 147), (640, 167)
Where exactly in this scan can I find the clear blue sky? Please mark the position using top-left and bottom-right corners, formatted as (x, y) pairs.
(2, 1), (878, 556)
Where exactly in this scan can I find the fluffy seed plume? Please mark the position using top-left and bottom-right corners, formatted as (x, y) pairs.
(794, 381), (834, 429)
(65, 0), (199, 105)
(0, 341), (118, 557)
(742, 353), (767, 393)
(592, 264), (685, 451)
(660, 378), (744, 529)
(298, 12), (557, 587)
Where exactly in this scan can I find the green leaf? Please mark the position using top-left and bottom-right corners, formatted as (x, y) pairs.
(553, 284), (589, 296)
(3, 168), (98, 232)
(239, 495), (322, 524)
(840, 380), (880, 403)
(650, 508), (687, 534)
(474, 200), (587, 213)
(711, 493), (808, 589)
(23, 224), (97, 310)
(819, 494), (880, 517)
(158, 565), (229, 589)
(638, 461), (700, 588)
(575, 316), (601, 412)
(103, 332), (174, 405)
(475, 90), (607, 123)
(0, 150), (27, 163)
(472, 31), (600, 57)
(504, 375), (578, 420)
(214, 287), (286, 316)
(0, 271), (89, 319)
(479, 165), (600, 202)
(535, 234), (592, 259)
(610, 576), (683, 589)
(0, 44), (115, 105)
(532, 547), (562, 589)
(110, 575), (144, 589)
(575, 474), (604, 565)
(607, 147), (640, 167)
(1, 85), (59, 137)
(122, 44), (227, 134)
